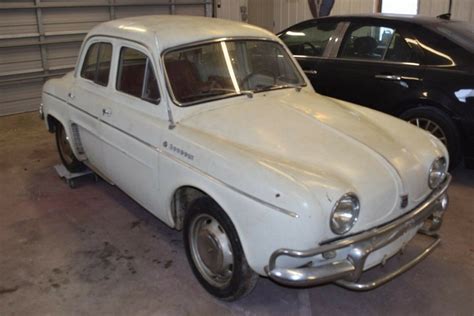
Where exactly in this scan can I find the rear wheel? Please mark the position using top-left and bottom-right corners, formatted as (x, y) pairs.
(55, 123), (85, 173)
(400, 106), (461, 169)
(183, 197), (258, 301)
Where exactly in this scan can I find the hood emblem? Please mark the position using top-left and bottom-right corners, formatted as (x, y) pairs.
(400, 194), (408, 208)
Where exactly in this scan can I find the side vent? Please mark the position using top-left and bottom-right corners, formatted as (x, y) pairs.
(70, 123), (85, 155)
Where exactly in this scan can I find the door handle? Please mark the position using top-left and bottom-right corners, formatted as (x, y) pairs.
(374, 74), (402, 81)
(304, 69), (318, 75)
(102, 108), (112, 116)
(68, 92), (75, 99)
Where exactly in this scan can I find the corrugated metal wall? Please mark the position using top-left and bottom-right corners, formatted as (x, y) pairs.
(0, 0), (213, 116)
(419, 0), (474, 22)
(215, 0), (248, 21)
(270, 0), (473, 33)
(272, 0), (376, 32)
(248, 0), (274, 30)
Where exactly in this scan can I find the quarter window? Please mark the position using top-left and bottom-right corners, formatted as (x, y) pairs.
(116, 47), (160, 104)
(80, 42), (112, 86)
(280, 22), (339, 57)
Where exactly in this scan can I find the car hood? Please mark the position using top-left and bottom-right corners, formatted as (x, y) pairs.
(177, 89), (446, 234)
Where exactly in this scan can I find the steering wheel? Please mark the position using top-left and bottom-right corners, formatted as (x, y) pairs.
(239, 70), (277, 88)
(302, 42), (318, 56)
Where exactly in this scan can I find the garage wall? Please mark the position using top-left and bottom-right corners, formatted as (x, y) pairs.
(215, 0), (248, 21)
(268, 0), (473, 33)
(0, 0), (213, 116)
(419, 0), (474, 22)
(272, 0), (376, 32)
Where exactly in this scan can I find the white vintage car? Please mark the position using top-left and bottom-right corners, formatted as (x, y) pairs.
(40, 15), (450, 300)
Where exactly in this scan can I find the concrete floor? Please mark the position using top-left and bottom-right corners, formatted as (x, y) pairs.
(0, 112), (473, 316)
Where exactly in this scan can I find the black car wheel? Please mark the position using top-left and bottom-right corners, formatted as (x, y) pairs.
(183, 197), (258, 301)
(400, 106), (461, 169)
(55, 123), (86, 173)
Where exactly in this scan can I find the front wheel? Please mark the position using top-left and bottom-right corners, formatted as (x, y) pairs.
(400, 106), (461, 169)
(183, 197), (258, 301)
(55, 123), (85, 173)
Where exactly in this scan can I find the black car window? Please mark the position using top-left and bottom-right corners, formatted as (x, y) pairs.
(80, 42), (112, 86)
(414, 28), (459, 66)
(339, 25), (395, 60)
(280, 21), (339, 57)
(116, 47), (160, 104)
(385, 32), (419, 63)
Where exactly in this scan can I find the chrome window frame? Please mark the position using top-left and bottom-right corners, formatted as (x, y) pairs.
(115, 44), (161, 105)
(77, 38), (114, 87)
(160, 36), (307, 108)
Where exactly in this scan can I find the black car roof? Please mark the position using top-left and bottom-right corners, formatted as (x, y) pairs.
(291, 13), (453, 28)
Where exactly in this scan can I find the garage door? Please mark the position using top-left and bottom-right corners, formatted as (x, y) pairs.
(0, 0), (213, 116)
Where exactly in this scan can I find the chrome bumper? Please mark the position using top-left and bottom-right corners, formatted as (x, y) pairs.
(265, 175), (451, 290)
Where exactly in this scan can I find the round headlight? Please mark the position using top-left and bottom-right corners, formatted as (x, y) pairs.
(330, 193), (360, 235)
(429, 157), (447, 189)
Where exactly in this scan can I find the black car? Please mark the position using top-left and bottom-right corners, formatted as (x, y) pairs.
(279, 14), (474, 169)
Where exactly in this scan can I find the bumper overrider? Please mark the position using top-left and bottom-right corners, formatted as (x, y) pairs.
(265, 175), (451, 290)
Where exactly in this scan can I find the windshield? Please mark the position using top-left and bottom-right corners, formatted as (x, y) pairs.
(164, 40), (306, 105)
(431, 21), (474, 53)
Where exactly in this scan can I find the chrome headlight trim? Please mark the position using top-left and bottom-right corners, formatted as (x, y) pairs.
(428, 157), (447, 189)
(330, 193), (360, 235)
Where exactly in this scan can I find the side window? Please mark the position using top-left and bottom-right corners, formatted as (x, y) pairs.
(81, 43), (99, 81)
(116, 47), (160, 104)
(80, 42), (112, 86)
(280, 22), (339, 57)
(339, 24), (418, 63)
(413, 29), (458, 66)
(339, 24), (395, 60)
(96, 44), (112, 85)
(385, 32), (419, 63)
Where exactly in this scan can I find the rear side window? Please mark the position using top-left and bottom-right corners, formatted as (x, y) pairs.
(116, 47), (160, 104)
(280, 22), (339, 57)
(80, 42), (112, 86)
(339, 23), (418, 63)
(339, 25), (394, 60)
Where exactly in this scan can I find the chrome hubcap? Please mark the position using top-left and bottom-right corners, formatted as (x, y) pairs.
(189, 214), (233, 288)
(58, 127), (74, 164)
(408, 118), (448, 146)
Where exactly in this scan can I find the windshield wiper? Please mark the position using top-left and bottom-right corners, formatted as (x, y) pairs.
(238, 90), (254, 98)
(254, 84), (303, 93)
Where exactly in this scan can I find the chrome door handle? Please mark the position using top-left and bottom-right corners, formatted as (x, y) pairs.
(304, 69), (318, 75)
(68, 92), (75, 99)
(102, 108), (112, 116)
(374, 74), (401, 81)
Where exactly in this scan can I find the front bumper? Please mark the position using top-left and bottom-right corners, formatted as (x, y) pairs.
(265, 175), (451, 290)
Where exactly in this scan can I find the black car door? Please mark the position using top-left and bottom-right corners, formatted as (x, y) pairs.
(315, 20), (424, 113)
(279, 20), (341, 89)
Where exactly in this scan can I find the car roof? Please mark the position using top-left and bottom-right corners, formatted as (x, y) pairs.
(87, 15), (275, 52)
(288, 13), (456, 28)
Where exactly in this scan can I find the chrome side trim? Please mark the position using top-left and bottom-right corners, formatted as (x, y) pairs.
(45, 91), (298, 218)
(159, 147), (300, 219)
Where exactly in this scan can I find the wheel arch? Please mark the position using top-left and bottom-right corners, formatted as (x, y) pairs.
(171, 185), (209, 230)
(392, 98), (455, 117)
(46, 114), (60, 133)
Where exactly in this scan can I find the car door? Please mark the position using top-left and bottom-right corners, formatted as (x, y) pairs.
(316, 20), (424, 112)
(99, 41), (165, 212)
(69, 39), (112, 174)
(279, 20), (341, 90)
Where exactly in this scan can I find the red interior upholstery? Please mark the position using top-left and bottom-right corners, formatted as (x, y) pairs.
(165, 60), (203, 100)
(118, 63), (146, 97)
